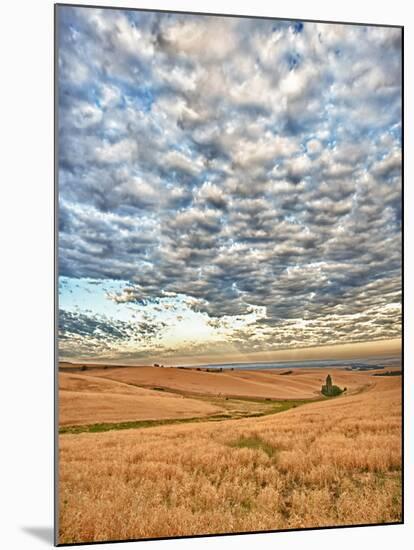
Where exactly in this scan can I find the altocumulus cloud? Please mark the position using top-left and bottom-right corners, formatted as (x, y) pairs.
(58, 6), (402, 361)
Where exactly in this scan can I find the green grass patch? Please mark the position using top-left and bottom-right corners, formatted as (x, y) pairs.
(59, 414), (233, 435)
(228, 435), (276, 458)
(59, 398), (318, 435)
(266, 399), (308, 413)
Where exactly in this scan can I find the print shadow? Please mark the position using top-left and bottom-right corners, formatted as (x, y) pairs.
(21, 526), (54, 545)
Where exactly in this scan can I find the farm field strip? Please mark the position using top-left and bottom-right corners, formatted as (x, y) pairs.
(58, 376), (402, 543)
(58, 366), (380, 431)
(59, 397), (314, 434)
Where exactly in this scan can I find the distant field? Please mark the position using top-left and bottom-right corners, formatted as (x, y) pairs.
(58, 364), (382, 429)
(59, 372), (224, 426)
(58, 374), (402, 543)
(60, 363), (381, 400)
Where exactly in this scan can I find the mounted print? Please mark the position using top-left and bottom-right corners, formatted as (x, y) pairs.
(55, 3), (403, 545)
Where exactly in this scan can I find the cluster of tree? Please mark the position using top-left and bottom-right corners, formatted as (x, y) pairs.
(321, 374), (345, 397)
(195, 367), (231, 372)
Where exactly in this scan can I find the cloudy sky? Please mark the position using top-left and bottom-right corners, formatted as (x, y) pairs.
(57, 6), (402, 365)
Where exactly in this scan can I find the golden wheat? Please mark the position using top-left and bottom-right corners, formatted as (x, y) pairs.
(59, 372), (223, 425)
(58, 375), (401, 543)
(82, 365), (379, 399)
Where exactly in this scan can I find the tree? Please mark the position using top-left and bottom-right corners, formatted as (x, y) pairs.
(326, 374), (332, 392)
(321, 374), (343, 397)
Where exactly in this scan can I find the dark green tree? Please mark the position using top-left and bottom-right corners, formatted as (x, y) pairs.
(326, 374), (332, 392)
(321, 374), (343, 397)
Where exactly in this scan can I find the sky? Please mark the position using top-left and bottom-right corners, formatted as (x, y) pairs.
(57, 6), (402, 365)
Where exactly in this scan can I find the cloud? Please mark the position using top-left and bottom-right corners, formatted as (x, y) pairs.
(57, 6), (402, 359)
(59, 309), (167, 359)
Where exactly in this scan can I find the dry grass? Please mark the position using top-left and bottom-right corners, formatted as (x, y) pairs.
(58, 375), (402, 544)
(59, 367), (378, 427)
(64, 365), (377, 400)
(59, 372), (223, 425)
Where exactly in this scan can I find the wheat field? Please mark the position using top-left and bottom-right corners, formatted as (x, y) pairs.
(58, 374), (402, 544)
(82, 364), (375, 399)
(59, 372), (224, 425)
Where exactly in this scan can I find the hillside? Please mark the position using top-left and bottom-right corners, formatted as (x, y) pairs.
(58, 375), (402, 543)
